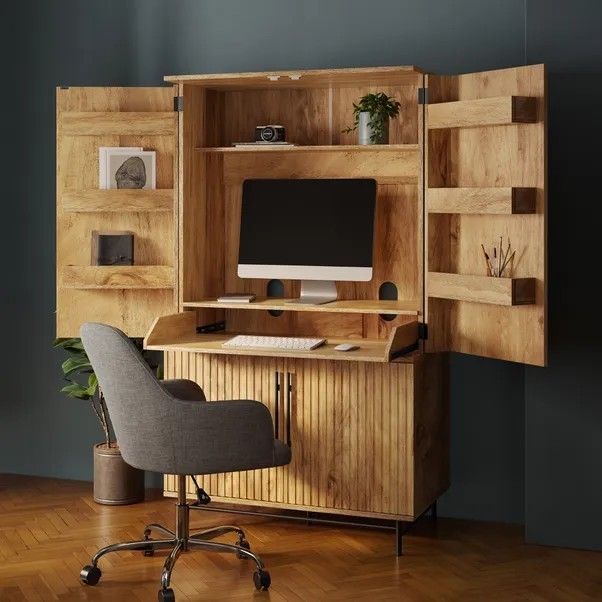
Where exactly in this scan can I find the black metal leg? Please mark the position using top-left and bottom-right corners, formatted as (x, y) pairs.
(431, 501), (437, 521)
(395, 520), (403, 556)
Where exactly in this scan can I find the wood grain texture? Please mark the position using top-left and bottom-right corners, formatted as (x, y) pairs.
(2, 474), (601, 602)
(183, 298), (420, 315)
(426, 65), (546, 366)
(144, 310), (197, 347)
(165, 65), (423, 87)
(385, 321), (419, 358)
(60, 265), (174, 289)
(208, 88), (331, 147)
(62, 189), (173, 213)
(428, 187), (536, 214)
(163, 352), (448, 520)
(60, 111), (176, 136)
(428, 273), (536, 306)
(412, 354), (450, 516)
(180, 85), (215, 312)
(147, 332), (415, 364)
(427, 95), (537, 129)
(56, 86), (178, 338)
(221, 146), (420, 185)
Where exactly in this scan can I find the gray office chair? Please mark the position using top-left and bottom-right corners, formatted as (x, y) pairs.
(79, 322), (291, 602)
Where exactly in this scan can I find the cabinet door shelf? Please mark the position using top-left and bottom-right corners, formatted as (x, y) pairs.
(61, 265), (174, 290)
(182, 297), (420, 316)
(428, 272), (536, 306)
(145, 312), (420, 363)
(62, 189), (174, 213)
(427, 95), (537, 129)
(428, 187), (536, 215)
(60, 111), (176, 136)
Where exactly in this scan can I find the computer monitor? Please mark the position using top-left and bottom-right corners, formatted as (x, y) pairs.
(238, 178), (376, 304)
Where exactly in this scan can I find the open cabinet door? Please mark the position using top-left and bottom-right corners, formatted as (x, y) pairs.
(425, 65), (546, 366)
(56, 87), (178, 337)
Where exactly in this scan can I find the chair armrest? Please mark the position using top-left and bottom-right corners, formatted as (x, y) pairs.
(169, 398), (278, 475)
(161, 379), (206, 401)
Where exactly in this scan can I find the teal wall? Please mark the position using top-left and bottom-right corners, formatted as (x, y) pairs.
(1, 0), (600, 551)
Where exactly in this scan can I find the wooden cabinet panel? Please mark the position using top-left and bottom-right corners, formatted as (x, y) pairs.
(56, 86), (178, 337)
(426, 65), (547, 366)
(164, 351), (448, 521)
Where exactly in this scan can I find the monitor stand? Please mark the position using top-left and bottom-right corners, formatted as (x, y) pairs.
(289, 280), (338, 305)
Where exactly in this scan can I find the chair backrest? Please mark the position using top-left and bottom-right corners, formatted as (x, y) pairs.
(80, 322), (174, 472)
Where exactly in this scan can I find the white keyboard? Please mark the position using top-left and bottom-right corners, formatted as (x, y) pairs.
(223, 335), (326, 351)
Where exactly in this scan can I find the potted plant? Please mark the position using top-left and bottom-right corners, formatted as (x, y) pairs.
(343, 92), (401, 145)
(53, 337), (159, 505)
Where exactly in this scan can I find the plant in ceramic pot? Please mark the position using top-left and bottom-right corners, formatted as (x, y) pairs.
(53, 337), (160, 505)
(343, 92), (401, 145)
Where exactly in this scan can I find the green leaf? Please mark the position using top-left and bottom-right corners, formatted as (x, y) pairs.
(53, 338), (85, 352)
(61, 382), (92, 400)
(346, 91), (401, 131)
(61, 356), (93, 377)
(86, 373), (99, 396)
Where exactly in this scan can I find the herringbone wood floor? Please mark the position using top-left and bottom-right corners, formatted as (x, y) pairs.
(0, 475), (600, 601)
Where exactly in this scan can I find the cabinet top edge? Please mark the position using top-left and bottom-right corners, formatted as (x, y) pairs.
(164, 65), (424, 87)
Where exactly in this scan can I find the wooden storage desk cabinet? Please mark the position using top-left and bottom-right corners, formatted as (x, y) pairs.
(56, 65), (546, 546)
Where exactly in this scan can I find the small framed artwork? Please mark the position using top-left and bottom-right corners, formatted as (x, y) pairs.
(99, 147), (141, 189)
(105, 149), (156, 189)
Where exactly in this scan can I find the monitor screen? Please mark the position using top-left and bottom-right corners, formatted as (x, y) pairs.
(238, 178), (376, 282)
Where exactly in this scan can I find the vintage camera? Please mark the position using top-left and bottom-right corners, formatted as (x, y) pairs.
(255, 125), (286, 143)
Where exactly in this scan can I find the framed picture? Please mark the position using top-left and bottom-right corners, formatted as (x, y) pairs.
(98, 147), (141, 189)
(105, 149), (156, 189)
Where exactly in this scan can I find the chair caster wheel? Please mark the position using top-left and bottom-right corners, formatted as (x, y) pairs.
(253, 569), (271, 591)
(237, 538), (250, 559)
(80, 564), (101, 586)
(158, 587), (175, 602)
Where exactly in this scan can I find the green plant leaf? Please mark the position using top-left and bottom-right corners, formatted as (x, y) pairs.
(53, 338), (85, 352)
(61, 381), (92, 400)
(86, 373), (99, 396)
(61, 356), (93, 377)
(343, 91), (401, 136)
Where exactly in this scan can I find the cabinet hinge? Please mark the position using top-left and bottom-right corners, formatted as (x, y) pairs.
(174, 96), (184, 112)
(196, 320), (225, 334)
(418, 87), (428, 105)
(418, 322), (428, 340)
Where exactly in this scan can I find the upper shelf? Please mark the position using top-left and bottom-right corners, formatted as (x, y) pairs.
(195, 144), (420, 154)
(62, 189), (174, 213)
(165, 66), (424, 89)
(183, 297), (420, 316)
(428, 96), (537, 129)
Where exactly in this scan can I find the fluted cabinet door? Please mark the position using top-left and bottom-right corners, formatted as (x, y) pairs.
(290, 359), (414, 517)
(162, 351), (440, 521)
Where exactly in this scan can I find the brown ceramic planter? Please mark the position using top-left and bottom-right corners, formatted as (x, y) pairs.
(93, 443), (144, 505)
